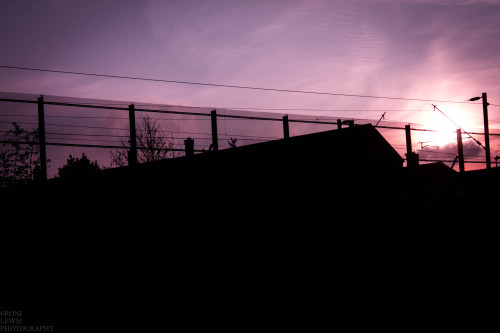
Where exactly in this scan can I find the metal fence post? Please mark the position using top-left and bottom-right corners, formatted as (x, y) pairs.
(211, 110), (218, 151)
(283, 115), (289, 139)
(37, 96), (47, 181)
(128, 104), (137, 166)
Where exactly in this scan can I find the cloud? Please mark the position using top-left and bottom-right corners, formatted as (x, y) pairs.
(418, 140), (484, 162)
(372, 0), (500, 4)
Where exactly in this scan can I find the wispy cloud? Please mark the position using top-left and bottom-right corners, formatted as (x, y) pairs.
(419, 140), (484, 161)
(1, 0), (499, 121)
(372, 0), (500, 5)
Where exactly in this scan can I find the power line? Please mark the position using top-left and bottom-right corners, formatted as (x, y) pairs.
(432, 104), (486, 150)
(0, 65), (480, 104)
(1, 139), (494, 163)
(222, 107), (435, 112)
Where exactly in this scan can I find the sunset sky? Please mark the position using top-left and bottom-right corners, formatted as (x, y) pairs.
(1, 0), (500, 172)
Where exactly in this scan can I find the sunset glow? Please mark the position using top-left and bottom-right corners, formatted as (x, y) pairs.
(425, 106), (479, 146)
(1, 0), (499, 171)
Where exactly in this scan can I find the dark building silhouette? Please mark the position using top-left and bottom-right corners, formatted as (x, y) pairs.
(90, 124), (405, 211)
(6, 121), (500, 214)
(9, 122), (489, 212)
(3, 123), (498, 331)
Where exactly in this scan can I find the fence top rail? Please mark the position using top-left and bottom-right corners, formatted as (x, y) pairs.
(0, 97), (436, 128)
(135, 107), (209, 117)
(2, 94), (499, 136)
(44, 100), (129, 111)
(217, 113), (282, 122)
(0, 97), (38, 104)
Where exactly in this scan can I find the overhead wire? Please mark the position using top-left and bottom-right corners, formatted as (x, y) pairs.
(1, 92), (499, 172)
(0, 65), (484, 105)
(432, 104), (486, 150)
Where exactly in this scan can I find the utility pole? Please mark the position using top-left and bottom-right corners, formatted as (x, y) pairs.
(469, 92), (491, 169)
(456, 129), (465, 173)
(482, 92), (491, 170)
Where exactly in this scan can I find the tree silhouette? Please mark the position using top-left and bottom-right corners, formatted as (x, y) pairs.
(0, 122), (45, 187)
(57, 153), (101, 179)
(110, 116), (177, 167)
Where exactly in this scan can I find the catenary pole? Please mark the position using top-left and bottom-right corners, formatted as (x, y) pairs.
(457, 129), (465, 173)
(482, 92), (491, 169)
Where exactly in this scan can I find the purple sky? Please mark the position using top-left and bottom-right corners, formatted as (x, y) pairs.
(1, 0), (500, 171)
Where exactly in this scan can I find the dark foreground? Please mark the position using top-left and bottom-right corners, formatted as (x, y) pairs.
(1, 163), (498, 331)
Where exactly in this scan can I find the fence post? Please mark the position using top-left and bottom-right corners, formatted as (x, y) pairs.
(128, 104), (137, 166)
(283, 115), (289, 139)
(457, 129), (465, 173)
(211, 110), (218, 151)
(37, 96), (47, 181)
(184, 137), (194, 157)
(337, 119), (342, 130)
(405, 125), (412, 158)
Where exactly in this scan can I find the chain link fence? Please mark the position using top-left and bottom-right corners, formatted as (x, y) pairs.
(1, 91), (495, 186)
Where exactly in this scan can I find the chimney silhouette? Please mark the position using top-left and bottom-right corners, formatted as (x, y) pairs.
(405, 125), (419, 169)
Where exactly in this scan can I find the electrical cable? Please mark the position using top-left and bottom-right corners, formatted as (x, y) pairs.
(2, 93), (499, 174)
(432, 104), (486, 150)
(0, 65), (481, 104)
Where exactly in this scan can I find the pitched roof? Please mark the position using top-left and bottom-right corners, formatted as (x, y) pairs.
(102, 124), (403, 183)
(413, 161), (457, 176)
(186, 123), (403, 169)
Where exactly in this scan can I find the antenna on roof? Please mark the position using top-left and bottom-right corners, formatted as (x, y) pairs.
(375, 112), (386, 127)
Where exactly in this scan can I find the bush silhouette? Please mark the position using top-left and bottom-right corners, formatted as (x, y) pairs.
(57, 153), (101, 179)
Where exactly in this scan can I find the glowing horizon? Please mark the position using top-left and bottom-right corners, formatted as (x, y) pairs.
(1, 0), (499, 171)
